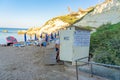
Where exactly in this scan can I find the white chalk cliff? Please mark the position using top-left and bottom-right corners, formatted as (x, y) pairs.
(74, 0), (120, 28)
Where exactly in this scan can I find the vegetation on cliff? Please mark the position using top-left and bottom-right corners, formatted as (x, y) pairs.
(90, 22), (120, 65)
(43, 7), (94, 28)
(43, 15), (79, 26)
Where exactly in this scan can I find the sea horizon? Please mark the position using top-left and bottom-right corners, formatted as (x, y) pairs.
(0, 27), (28, 29)
(0, 27), (28, 32)
(0, 28), (29, 44)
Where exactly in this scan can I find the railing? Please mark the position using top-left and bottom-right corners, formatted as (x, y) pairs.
(75, 56), (120, 80)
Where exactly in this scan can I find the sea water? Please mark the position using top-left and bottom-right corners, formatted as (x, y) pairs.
(0, 28), (28, 44)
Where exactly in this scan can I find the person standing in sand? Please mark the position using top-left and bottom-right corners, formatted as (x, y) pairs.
(55, 36), (60, 62)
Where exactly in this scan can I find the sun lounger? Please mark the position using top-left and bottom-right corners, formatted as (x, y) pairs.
(13, 43), (25, 47)
(24, 41), (33, 46)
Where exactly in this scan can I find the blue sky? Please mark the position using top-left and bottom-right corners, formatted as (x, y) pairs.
(0, 0), (104, 28)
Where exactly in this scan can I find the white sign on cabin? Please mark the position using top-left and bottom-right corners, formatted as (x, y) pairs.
(74, 30), (90, 46)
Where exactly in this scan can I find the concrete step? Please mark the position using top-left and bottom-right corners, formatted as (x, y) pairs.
(44, 53), (57, 65)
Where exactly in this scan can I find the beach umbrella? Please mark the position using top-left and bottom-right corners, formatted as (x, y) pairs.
(54, 33), (56, 38)
(51, 33), (54, 40)
(18, 30), (27, 35)
(17, 30), (27, 42)
(45, 34), (48, 42)
(6, 36), (17, 44)
(24, 33), (27, 42)
(36, 30), (42, 38)
(34, 34), (37, 40)
(26, 31), (36, 36)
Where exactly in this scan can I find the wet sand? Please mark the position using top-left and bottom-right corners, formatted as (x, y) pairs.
(0, 44), (109, 80)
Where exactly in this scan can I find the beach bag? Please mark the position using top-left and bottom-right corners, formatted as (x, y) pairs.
(42, 42), (47, 47)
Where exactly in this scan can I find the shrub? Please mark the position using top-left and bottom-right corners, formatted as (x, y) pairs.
(90, 22), (120, 65)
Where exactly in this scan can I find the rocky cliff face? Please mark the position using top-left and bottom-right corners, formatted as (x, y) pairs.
(39, 19), (69, 34)
(39, 7), (94, 34)
(74, 0), (120, 28)
(35, 0), (120, 34)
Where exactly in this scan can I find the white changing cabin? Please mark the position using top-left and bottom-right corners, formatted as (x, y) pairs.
(59, 26), (91, 64)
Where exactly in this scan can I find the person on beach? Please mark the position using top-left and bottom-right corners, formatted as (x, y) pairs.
(55, 36), (60, 62)
(51, 33), (54, 40)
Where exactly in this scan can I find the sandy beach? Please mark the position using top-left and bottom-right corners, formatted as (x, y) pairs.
(0, 43), (108, 80)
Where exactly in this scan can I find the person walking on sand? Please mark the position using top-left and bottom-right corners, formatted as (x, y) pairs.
(55, 36), (60, 62)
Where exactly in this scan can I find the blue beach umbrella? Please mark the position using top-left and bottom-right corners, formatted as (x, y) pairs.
(24, 33), (27, 42)
(45, 34), (48, 42)
(51, 33), (54, 40)
(34, 34), (37, 40)
(54, 33), (56, 38)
